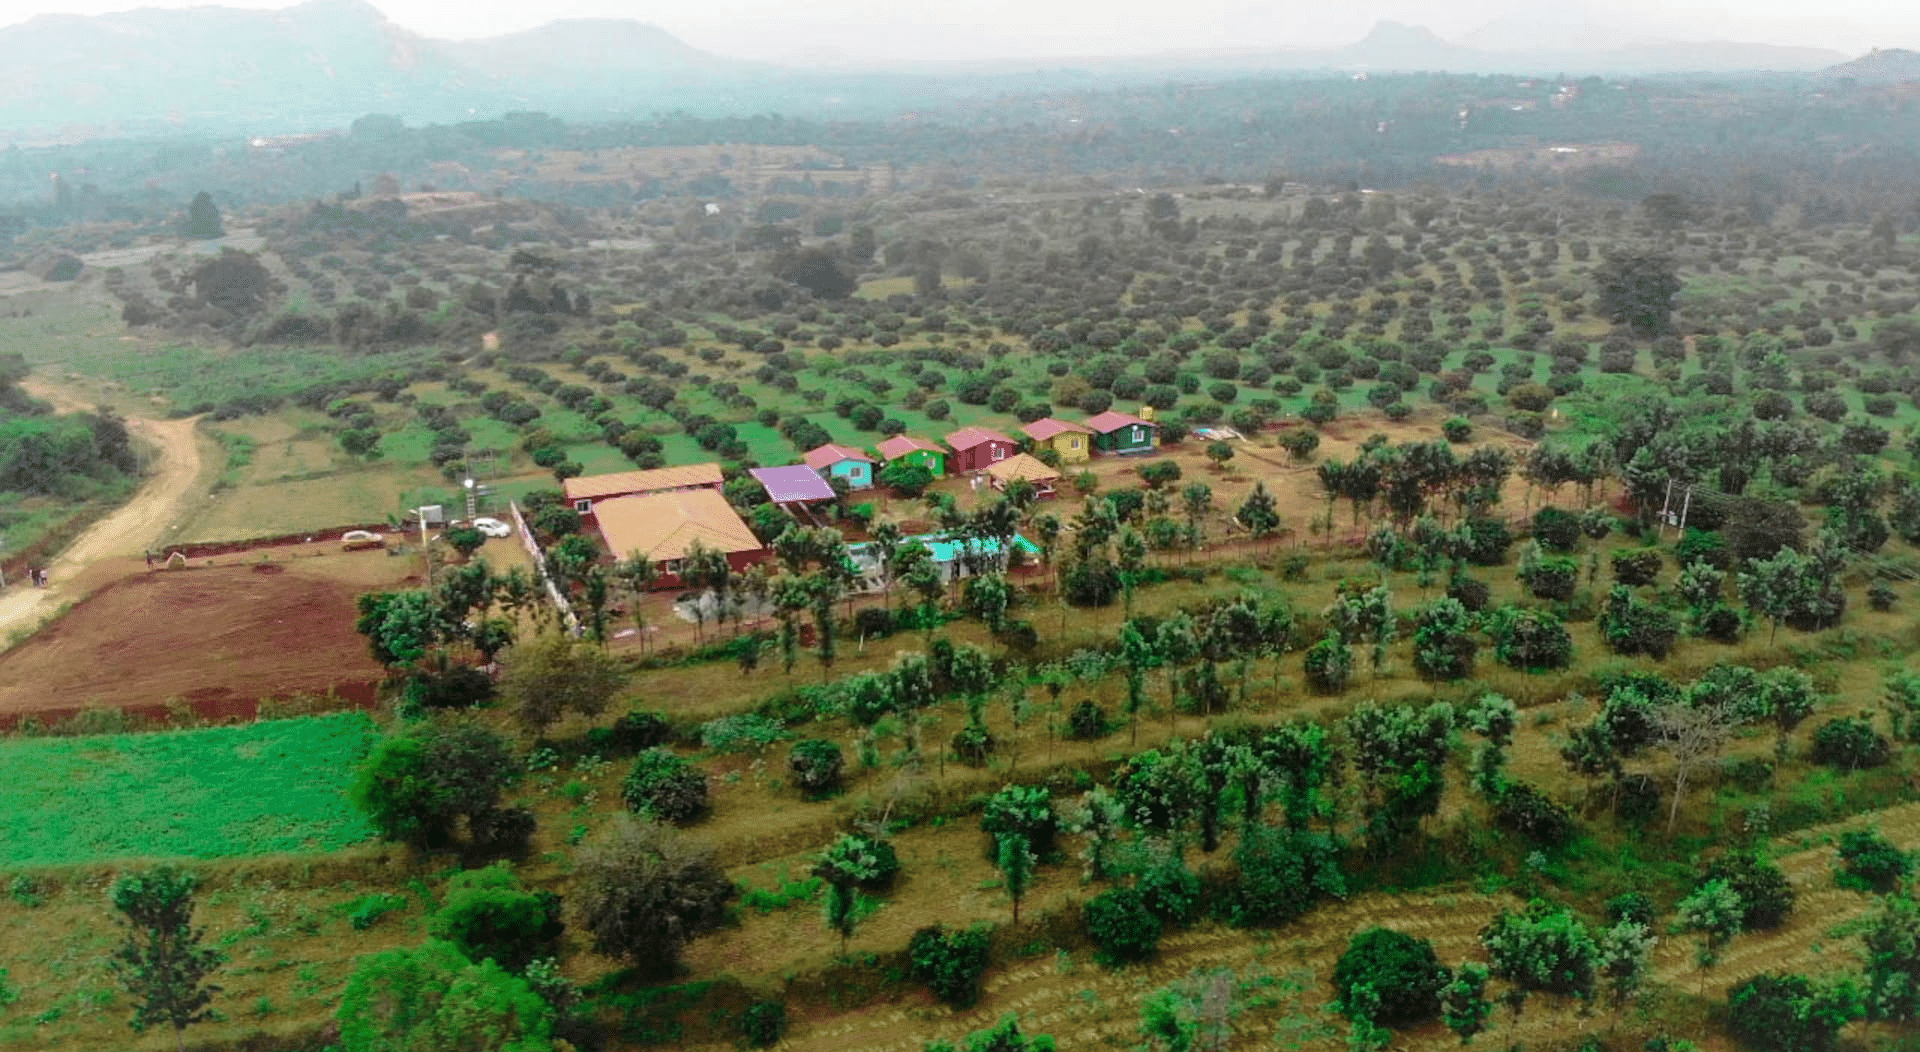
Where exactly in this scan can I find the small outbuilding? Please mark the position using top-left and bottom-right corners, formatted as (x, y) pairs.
(985, 453), (1061, 498)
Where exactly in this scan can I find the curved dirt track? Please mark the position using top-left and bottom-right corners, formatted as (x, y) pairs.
(0, 383), (205, 648)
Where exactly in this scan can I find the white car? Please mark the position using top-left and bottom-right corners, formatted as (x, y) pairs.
(472, 517), (513, 538)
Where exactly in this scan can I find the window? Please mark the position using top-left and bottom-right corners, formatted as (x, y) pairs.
(664, 558), (684, 576)
(1069, 437), (1080, 449)
(574, 498), (592, 513)
(991, 444), (1007, 461)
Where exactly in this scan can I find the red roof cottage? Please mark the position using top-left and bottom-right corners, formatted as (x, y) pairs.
(944, 426), (1017, 474)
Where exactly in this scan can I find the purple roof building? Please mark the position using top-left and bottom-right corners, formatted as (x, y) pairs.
(750, 464), (837, 505)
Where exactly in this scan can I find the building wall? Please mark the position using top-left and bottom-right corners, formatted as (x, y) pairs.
(829, 460), (873, 489)
(1044, 434), (1091, 464)
(648, 547), (768, 590)
(1096, 426), (1157, 454)
(953, 441), (1015, 473)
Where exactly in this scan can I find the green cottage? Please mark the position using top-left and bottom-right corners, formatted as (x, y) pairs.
(1084, 410), (1159, 456)
(877, 434), (949, 475)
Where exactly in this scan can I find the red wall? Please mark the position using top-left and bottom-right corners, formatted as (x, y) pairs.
(647, 547), (768, 591)
(952, 440), (1016, 474)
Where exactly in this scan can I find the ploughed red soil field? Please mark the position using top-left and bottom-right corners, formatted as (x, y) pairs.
(0, 556), (407, 722)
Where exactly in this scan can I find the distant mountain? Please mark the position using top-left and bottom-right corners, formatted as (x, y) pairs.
(443, 19), (730, 76)
(0, 0), (745, 137)
(1821, 48), (1920, 82)
(0, 2), (1856, 141)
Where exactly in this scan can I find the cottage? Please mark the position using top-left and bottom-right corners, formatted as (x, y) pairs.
(944, 426), (1018, 474)
(876, 434), (948, 476)
(986, 453), (1061, 498)
(803, 443), (876, 490)
(563, 462), (724, 514)
(1084, 411), (1159, 456)
(593, 489), (766, 588)
(1020, 418), (1093, 464)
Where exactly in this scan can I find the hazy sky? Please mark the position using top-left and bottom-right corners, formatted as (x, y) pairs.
(0, 0), (1911, 61)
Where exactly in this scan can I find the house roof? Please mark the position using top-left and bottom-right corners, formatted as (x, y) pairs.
(1083, 410), (1155, 434)
(986, 453), (1061, 484)
(877, 435), (945, 460)
(564, 462), (723, 502)
(749, 464), (837, 503)
(802, 443), (875, 470)
(594, 489), (762, 563)
(1021, 418), (1093, 442)
(944, 426), (1015, 452)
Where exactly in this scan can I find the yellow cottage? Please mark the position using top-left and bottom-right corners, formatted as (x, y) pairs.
(1020, 417), (1094, 464)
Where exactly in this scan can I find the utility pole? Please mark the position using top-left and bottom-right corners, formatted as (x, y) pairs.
(1676, 485), (1693, 534)
(1657, 478), (1675, 538)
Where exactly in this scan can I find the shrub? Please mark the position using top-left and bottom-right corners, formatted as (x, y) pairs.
(1331, 927), (1447, 1025)
(1135, 851), (1202, 925)
(428, 868), (564, 974)
(1611, 547), (1664, 586)
(1531, 507), (1581, 553)
(815, 832), (901, 888)
(1811, 716), (1891, 771)
(1447, 575), (1491, 612)
(1491, 781), (1576, 846)
(1490, 607), (1574, 671)
(1303, 635), (1353, 694)
(853, 607), (896, 639)
(1480, 901), (1597, 998)
(908, 924), (993, 1007)
(1228, 826), (1345, 926)
(1084, 888), (1162, 962)
(742, 1000), (787, 1047)
(1598, 587), (1680, 659)
(787, 738), (845, 795)
(1703, 852), (1796, 930)
(1520, 557), (1578, 601)
(1725, 973), (1863, 1052)
(1837, 829), (1911, 893)
(337, 941), (553, 1052)
(620, 749), (709, 823)
(569, 818), (735, 970)
(1460, 517), (1513, 566)
(1067, 700), (1111, 740)
(1442, 417), (1472, 443)
(588, 710), (673, 756)
(348, 894), (409, 931)
(1605, 892), (1656, 928)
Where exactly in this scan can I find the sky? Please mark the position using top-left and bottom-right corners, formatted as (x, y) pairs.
(0, 0), (1911, 62)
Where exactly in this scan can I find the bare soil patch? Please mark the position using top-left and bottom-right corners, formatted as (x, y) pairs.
(0, 553), (413, 720)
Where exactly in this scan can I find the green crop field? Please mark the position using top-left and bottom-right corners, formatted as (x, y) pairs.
(0, 713), (378, 867)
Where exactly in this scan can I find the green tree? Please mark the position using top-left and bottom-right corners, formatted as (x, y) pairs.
(995, 832), (1036, 924)
(183, 191), (223, 239)
(1331, 928), (1447, 1026)
(351, 722), (517, 849)
(1438, 963), (1492, 1044)
(1725, 973), (1863, 1052)
(568, 818), (735, 972)
(498, 631), (625, 735)
(336, 940), (554, 1052)
(1480, 901), (1597, 1000)
(427, 866), (563, 975)
(355, 590), (453, 668)
(108, 867), (223, 1049)
(1234, 480), (1282, 541)
(1139, 969), (1239, 1052)
(1863, 891), (1920, 1022)
(1594, 252), (1683, 338)
(1675, 879), (1743, 967)
(926, 1013), (1055, 1052)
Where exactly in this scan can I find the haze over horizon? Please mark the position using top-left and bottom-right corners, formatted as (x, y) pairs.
(1, 0), (1915, 64)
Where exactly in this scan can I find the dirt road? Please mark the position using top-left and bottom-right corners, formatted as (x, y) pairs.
(0, 382), (206, 648)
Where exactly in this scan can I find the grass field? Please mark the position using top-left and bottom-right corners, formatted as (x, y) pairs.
(0, 713), (378, 867)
